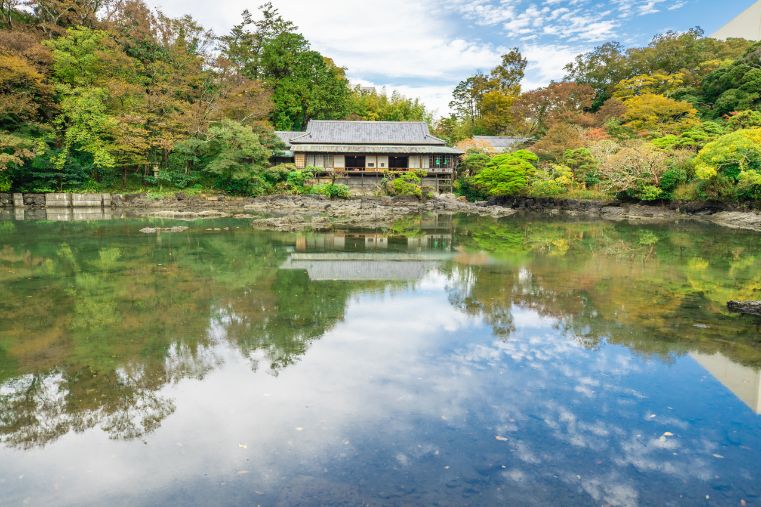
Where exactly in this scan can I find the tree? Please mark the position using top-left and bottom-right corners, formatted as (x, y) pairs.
(28, 0), (114, 34)
(172, 119), (272, 194)
(598, 142), (670, 200)
(457, 151), (491, 178)
(449, 73), (489, 127)
(613, 72), (686, 101)
(627, 28), (752, 84)
(621, 93), (699, 137)
(511, 82), (595, 135)
(489, 48), (526, 93)
(44, 26), (145, 173)
(346, 86), (429, 122)
(531, 123), (583, 160)
(477, 90), (515, 134)
(260, 32), (350, 130)
(701, 43), (761, 118)
(469, 149), (538, 196)
(218, 3), (296, 80)
(564, 42), (630, 109)
(0, 131), (36, 172)
(694, 128), (761, 181)
(562, 147), (598, 186)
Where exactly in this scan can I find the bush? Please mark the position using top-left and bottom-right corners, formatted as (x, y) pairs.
(598, 142), (670, 201)
(673, 181), (702, 201)
(453, 177), (488, 201)
(469, 150), (539, 197)
(311, 182), (350, 199)
(562, 147), (598, 186)
(383, 170), (425, 198)
(528, 164), (575, 197)
(737, 170), (761, 200)
(285, 168), (314, 194)
(459, 151), (491, 178)
(659, 167), (688, 195)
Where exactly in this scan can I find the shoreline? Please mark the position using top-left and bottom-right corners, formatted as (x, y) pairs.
(2, 193), (761, 232)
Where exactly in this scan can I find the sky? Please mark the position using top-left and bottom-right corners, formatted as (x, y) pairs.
(148, 0), (758, 116)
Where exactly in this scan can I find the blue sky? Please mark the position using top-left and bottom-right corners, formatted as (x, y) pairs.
(151, 0), (757, 115)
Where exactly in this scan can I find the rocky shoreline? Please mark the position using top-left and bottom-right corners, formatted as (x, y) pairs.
(115, 193), (761, 232)
(3, 192), (761, 232)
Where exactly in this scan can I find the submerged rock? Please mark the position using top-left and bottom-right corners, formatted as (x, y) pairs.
(727, 301), (761, 316)
(139, 226), (189, 233)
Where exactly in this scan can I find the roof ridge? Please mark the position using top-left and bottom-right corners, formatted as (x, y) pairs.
(308, 120), (428, 125)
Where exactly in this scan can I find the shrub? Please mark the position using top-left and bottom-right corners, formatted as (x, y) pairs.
(469, 150), (539, 197)
(285, 168), (314, 194)
(311, 183), (350, 199)
(562, 147), (598, 186)
(659, 167), (688, 195)
(737, 170), (761, 200)
(598, 142), (670, 200)
(454, 177), (489, 201)
(383, 170), (425, 198)
(528, 164), (575, 197)
(694, 128), (761, 181)
(458, 151), (491, 178)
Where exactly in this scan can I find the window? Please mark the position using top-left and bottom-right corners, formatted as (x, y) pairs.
(429, 155), (452, 169)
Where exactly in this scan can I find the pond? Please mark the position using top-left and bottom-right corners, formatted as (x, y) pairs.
(0, 214), (760, 506)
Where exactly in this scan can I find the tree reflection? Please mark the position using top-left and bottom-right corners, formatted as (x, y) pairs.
(0, 217), (759, 449)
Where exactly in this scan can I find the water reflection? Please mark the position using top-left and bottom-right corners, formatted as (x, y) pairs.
(0, 216), (759, 505)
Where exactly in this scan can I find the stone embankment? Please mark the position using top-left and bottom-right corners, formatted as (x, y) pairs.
(490, 197), (761, 232)
(2, 192), (761, 232)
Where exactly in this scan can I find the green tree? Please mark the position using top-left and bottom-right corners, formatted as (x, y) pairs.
(346, 86), (430, 122)
(694, 128), (761, 181)
(469, 149), (538, 196)
(181, 119), (272, 194)
(261, 32), (350, 130)
(564, 42), (630, 109)
(701, 43), (761, 118)
(489, 48), (526, 93)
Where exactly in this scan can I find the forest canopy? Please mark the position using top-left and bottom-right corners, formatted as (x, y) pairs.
(0, 0), (429, 194)
(438, 28), (761, 203)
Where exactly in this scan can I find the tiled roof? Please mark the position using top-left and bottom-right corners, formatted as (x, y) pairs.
(274, 131), (305, 148)
(292, 120), (446, 145)
(292, 144), (462, 154)
(473, 136), (531, 149)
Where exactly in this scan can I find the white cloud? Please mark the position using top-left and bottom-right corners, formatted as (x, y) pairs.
(145, 0), (689, 115)
(521, 44), (583, 89)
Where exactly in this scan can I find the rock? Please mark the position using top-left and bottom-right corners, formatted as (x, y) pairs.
(139, 226), (189, 233)
(727, 301), (761, 316)
(707, 211), (761, 232)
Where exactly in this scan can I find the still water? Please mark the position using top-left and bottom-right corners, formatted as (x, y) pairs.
(0, 214), (760, 506)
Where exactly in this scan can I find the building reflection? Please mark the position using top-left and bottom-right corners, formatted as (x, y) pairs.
(691, 352), (761, 414)
(283, 222), (454, 281)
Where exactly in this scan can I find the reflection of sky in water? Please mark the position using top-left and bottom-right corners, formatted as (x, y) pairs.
(1, 270), (760, 507)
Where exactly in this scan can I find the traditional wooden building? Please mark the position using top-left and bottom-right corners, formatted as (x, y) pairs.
(460, 135), (531, 154)
(276, 121), (462, 183)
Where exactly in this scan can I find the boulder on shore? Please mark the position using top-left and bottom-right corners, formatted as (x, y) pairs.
(727, 301), (761, 316)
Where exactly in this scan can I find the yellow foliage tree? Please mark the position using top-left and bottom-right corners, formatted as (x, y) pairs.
(612, 72), (685, 101)
(621, 93), (699, 137)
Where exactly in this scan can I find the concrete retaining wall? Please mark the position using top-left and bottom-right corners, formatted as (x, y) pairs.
(0, 193), (112, 209)
(46, 193), (72, 207)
